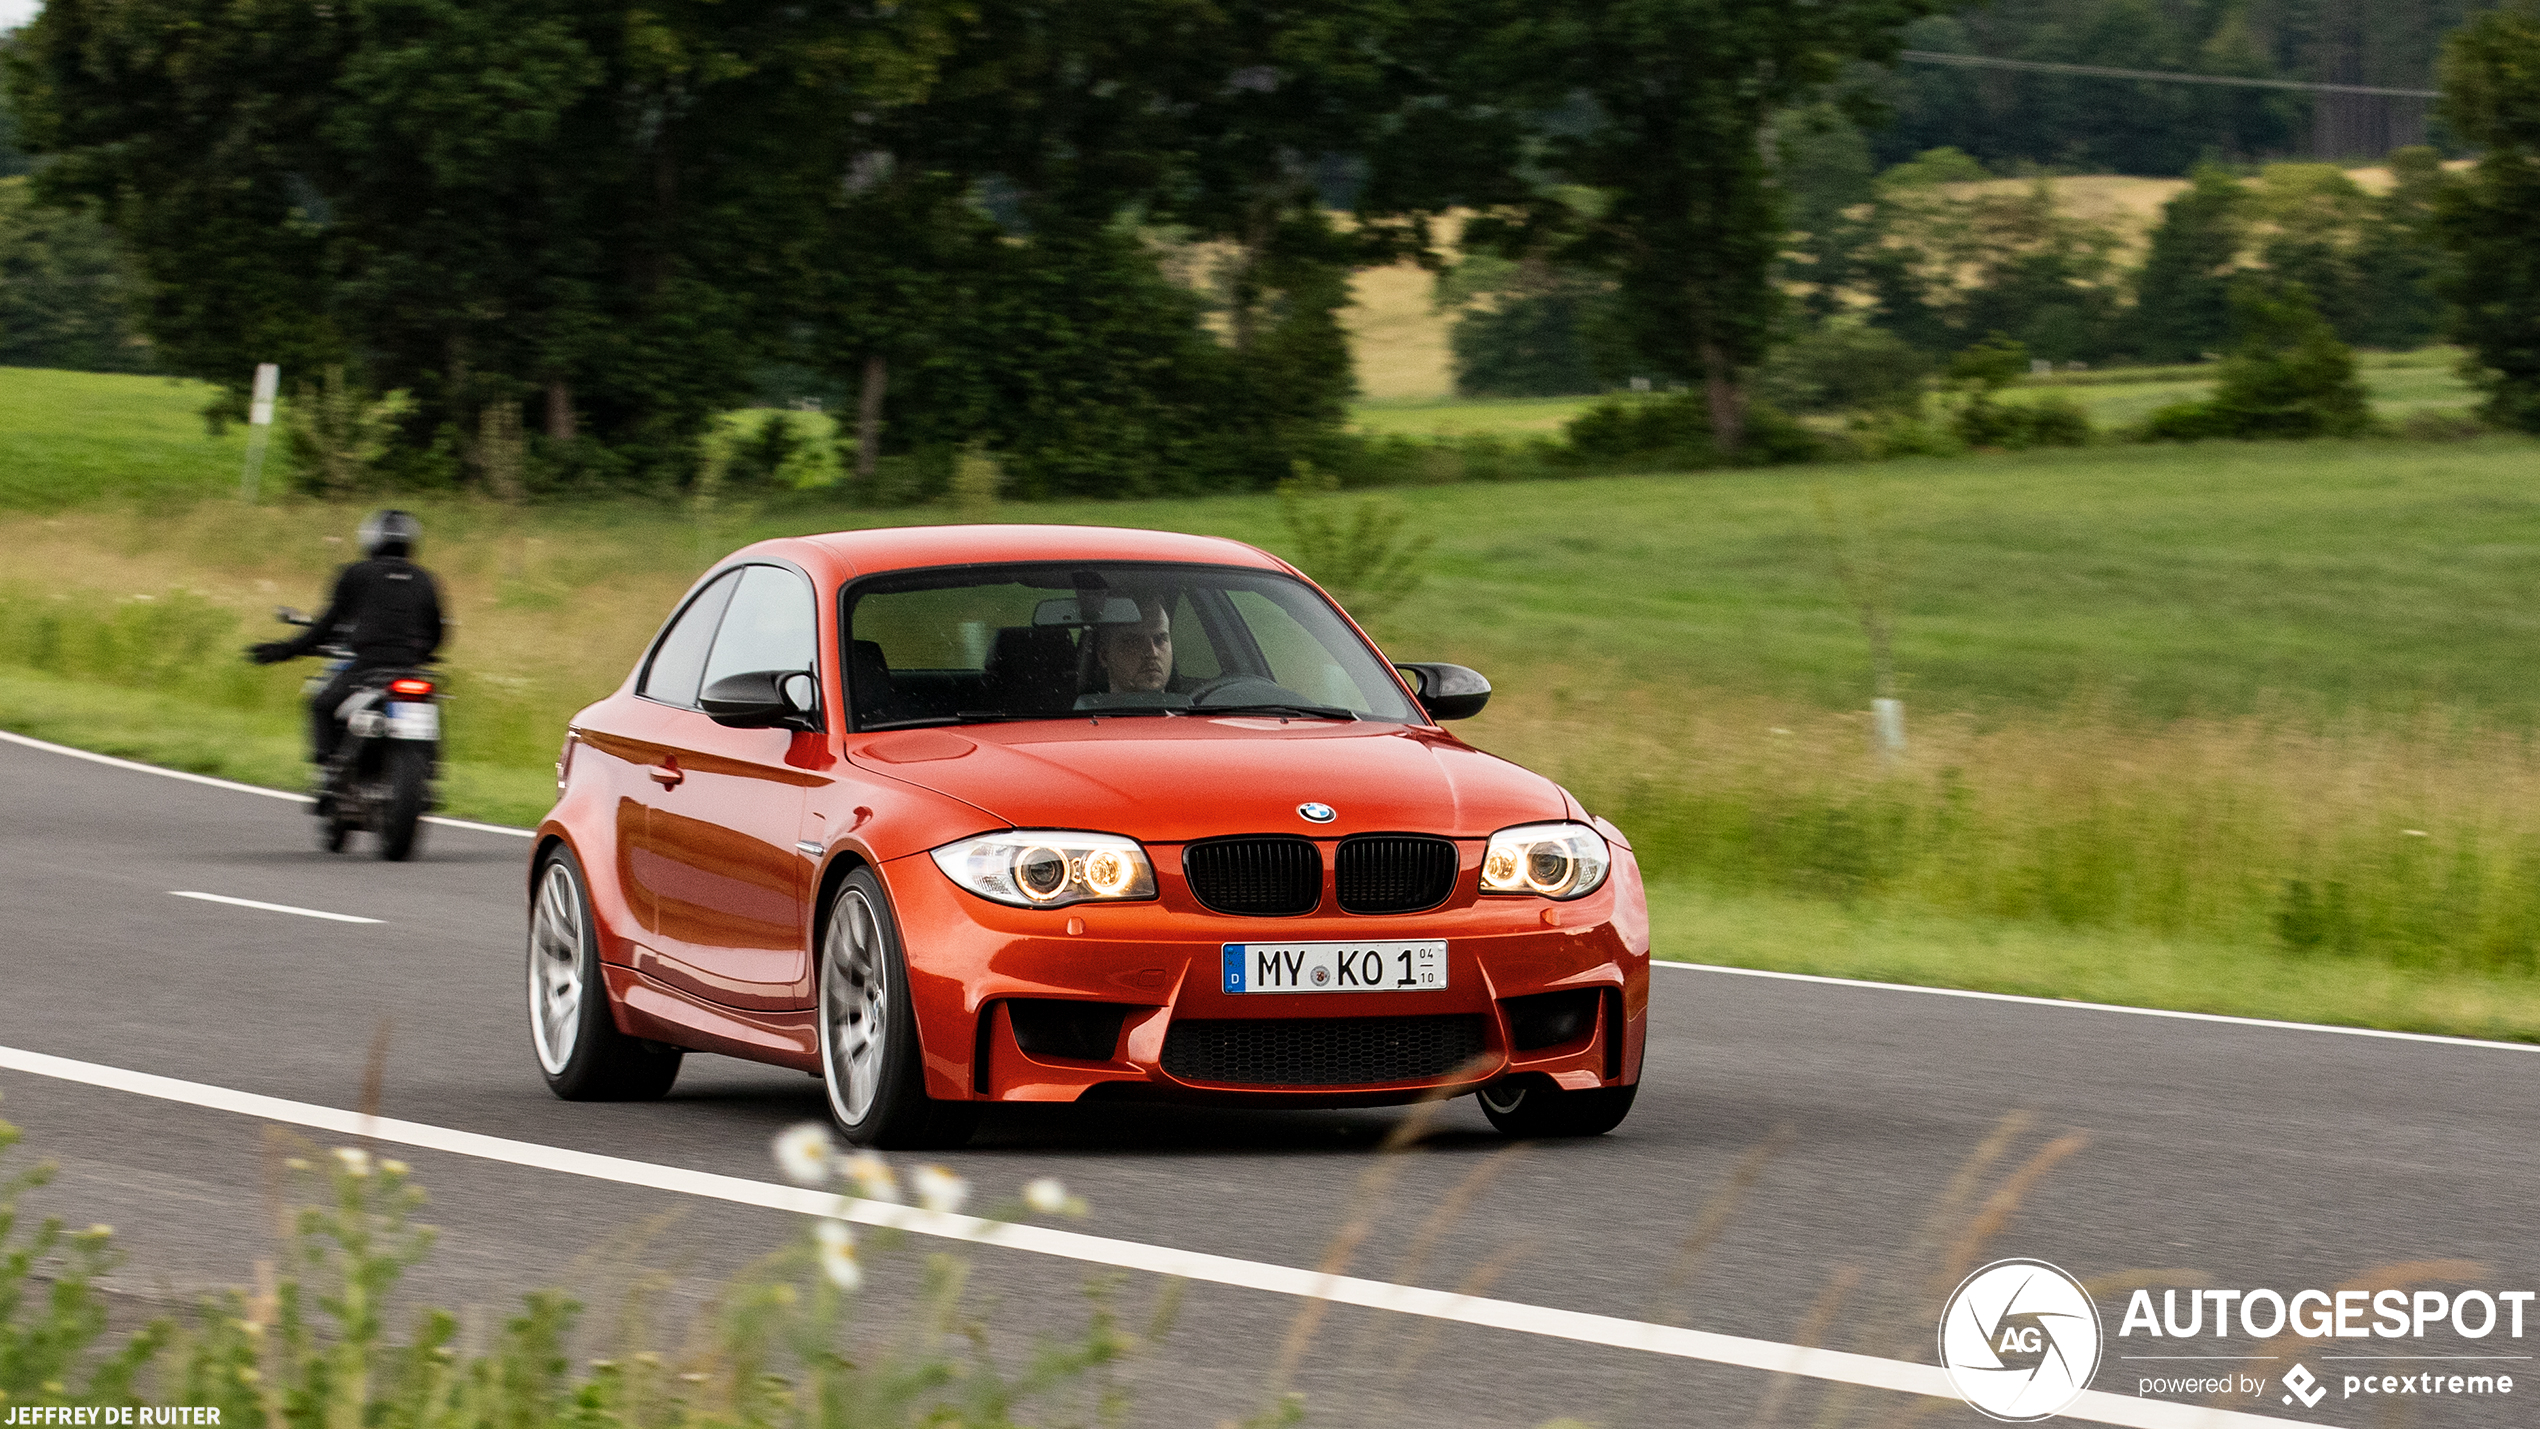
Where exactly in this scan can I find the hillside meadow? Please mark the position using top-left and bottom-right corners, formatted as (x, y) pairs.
(6, 369), (2540, 1038)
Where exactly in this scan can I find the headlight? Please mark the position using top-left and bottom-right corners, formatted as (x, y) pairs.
(930, 831), (1157, 908)
(1480, 821), (1610, 901)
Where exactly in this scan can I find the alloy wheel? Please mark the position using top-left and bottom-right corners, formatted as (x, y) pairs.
(529, 862), (585, 1074)
(821, 890), (891, 1125)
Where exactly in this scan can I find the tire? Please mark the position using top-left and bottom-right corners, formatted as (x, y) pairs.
(1476, 1075), (1636, 1138)
(317, 807), (350, 853)
(818, 868), (977, 1149)
(529, 847), (682, 1101)
(376, 743), (430, 862)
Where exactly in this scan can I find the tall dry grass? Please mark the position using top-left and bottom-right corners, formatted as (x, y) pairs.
(1488, 686), (2540, 972)
(11, 499), (2540, 974)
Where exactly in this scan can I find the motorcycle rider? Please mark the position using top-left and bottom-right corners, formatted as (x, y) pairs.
(247, 510), (446, 794)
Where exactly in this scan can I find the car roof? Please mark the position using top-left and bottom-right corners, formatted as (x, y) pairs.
(783, 524), (1291, 578)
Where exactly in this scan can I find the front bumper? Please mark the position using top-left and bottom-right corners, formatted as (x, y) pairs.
(879, 840), (1651, 1106)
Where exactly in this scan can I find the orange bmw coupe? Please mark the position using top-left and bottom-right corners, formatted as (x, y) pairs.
(528, 525), (1648, 1146)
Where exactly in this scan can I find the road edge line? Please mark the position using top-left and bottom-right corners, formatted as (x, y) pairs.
(0, 727), (534, 839)
(1653, 960), (2540, 1055)
(0, 1042), (2292, 1429)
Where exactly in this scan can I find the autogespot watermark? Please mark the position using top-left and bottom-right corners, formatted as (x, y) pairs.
(1938, 1269), (2532, 1418)
(1938, 1259), (2104, 1421)
(2117, 1284), (2527, 1408)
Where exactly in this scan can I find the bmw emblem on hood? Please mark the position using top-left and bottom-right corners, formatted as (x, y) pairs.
(1298, 802), (1337, 824)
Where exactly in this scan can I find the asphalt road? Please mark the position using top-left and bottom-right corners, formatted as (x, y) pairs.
(2, 731), (2536, 1429)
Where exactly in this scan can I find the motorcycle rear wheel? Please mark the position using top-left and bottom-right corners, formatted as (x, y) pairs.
(376, 743), (430, 861)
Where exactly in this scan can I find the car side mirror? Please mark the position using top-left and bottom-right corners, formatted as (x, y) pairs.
(701, 670), (820, 730)
(1393, 662), (1491, 721)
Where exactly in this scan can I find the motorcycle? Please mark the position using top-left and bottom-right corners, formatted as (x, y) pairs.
(274, 607), (442, 860)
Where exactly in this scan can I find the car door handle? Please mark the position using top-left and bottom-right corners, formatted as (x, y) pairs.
(648, 761), (684, 788)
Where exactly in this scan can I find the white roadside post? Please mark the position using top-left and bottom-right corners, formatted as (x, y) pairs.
(1871, 696), (1907, 759)
(239, 363), (280, 503)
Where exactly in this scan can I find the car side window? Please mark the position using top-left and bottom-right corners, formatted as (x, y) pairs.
(702, 565), (819, 690)
(640, 569), (742, 707)
(1225, 588), (1386, 712)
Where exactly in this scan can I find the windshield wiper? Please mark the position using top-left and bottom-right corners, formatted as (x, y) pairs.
(1189, 702), (1358, 721)
(858, 712), (1057, 731)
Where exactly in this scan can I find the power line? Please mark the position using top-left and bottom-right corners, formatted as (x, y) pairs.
(1895, 51), (2440, 100)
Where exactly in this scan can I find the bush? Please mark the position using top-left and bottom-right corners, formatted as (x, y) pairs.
(1441, 255), (1619, 398)
(1560, 393), (1821, 469)
(1449, 293), (1614, 399)
(1953, 392), (2092, 450)
(1754, 325), (1929, 414)
(2138, 283), (2375, 441)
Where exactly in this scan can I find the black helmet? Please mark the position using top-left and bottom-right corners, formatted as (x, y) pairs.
(360, 509), (421, 558)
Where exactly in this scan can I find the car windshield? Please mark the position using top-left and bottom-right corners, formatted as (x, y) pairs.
(845, 562), (1422, 730)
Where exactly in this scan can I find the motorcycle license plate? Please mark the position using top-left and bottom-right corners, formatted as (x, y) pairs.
(386, 701), (439, 740)
(1222, 940), (1446, 994)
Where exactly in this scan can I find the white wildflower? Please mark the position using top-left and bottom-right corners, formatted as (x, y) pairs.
(841, 1150), (900, 1203)
(334, 1147), (372, 1177)
(1022, 1177), (1079, 1216)
(772, 1123), (835, 1186)
(813, 1219), (861, 1291)
(911, 1164), (969, 1216)
(381, 1160), (410, 1177)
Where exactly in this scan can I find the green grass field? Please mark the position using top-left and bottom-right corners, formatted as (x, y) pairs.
(8, 367), (2540, 1039)
(0, 369), (252, 509)
(1347, 347), (2482, 438)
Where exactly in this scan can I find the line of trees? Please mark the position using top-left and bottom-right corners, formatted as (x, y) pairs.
(1449, 144), (2449, 393)
(0, 0), (1958, 496)
(1460, 0), (2540, 444)
(8, 0), (2540, 489)
(1853, 0), (2493, 175)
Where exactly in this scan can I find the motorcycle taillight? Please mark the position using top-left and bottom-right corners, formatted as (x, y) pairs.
(388, 678), (435, 697)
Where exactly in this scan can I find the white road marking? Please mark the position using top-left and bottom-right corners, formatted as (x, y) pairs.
(169, 890), (383, 924)
(0, 728), (533, 838)
(0, 1043), (2292, 1429)
(1655, 960), (2540, 1054)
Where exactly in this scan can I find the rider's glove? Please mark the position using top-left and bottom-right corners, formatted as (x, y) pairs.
(247, 642), (293, 665)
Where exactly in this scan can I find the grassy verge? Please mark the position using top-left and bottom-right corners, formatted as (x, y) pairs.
(0, 666), (559, 826)
(9, 368), (2540, 1033)
(1648, 882), (2540, 1043)
(0, 369), (247, 510)
(1342, 347), (2478, 438)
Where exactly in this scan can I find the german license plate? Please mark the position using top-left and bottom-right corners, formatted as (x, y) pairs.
(1222, 940), (1446, 994)
(386, 701), (439, 740)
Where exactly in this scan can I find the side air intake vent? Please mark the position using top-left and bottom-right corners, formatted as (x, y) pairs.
(1006, 999), (1132, 1062)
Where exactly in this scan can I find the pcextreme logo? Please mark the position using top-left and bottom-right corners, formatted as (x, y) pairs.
(1937, 1259), (2104, 1422)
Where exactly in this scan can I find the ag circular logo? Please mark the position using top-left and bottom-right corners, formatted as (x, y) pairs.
(1297, 802), (1336, 823)
(1937, 1259), (2102, 1422)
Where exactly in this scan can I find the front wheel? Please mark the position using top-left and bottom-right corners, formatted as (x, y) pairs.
(819, 868), (976, 1149)
(1476, 1075), (1636, 1138)
(376, 743), (430, 861)
(529, 848), (682, 1100)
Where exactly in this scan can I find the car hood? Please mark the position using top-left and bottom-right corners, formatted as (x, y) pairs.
(845, 718), (1566, 842)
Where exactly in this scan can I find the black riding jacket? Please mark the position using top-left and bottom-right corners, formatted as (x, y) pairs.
(272, 557), (447, 669)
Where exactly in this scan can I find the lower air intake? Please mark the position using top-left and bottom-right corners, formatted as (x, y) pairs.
(1161, 1014), (1487, 1086)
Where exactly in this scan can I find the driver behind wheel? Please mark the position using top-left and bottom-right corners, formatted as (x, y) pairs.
(1086, 596), (1180, 695)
